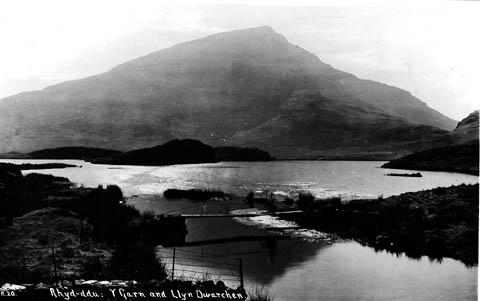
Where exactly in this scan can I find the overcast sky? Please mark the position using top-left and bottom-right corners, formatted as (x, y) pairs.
(1, 0), (479, 120)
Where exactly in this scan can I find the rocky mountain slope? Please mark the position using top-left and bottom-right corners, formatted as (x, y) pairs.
(451, 110), (479, 143)
(382, 111), (479, 174)
(0, 26), (457, 159)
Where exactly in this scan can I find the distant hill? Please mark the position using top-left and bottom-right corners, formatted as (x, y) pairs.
(98, 139), (276, 166)
(381, 141), (478, 175)
(382, 112), (479, 175)
(0, 152), (31, 159)
(97, 139), (216, 166)
(0, 140), (275, 165)
(0, 26), (456, 159)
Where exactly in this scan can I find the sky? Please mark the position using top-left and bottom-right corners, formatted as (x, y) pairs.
(0, 0), (479, 120)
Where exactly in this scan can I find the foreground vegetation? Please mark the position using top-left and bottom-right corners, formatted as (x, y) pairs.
(294, 184), (479, 265)
(0, 163), (187, 284)
(0, 163), (248, 299)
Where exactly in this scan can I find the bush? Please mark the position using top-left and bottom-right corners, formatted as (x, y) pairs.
(297, 192), (315, 210)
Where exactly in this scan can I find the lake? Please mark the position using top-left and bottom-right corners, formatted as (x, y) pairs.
(2, 159), (478, 300)
(4, 159), (477, 198)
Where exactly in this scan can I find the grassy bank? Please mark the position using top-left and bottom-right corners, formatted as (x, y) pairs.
(0, 163), (187, 284)
(294, 184), (478, 265)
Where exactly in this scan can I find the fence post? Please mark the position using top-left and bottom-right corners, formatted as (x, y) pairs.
(51, 248), (58, 286)
(239, 258), (244, 289)
(171, 248), (176, 282)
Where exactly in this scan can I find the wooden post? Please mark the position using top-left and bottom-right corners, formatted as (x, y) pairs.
(51, 248), (58, 285)
(239, 258), (244, 289)
(171, 248), (176, 282)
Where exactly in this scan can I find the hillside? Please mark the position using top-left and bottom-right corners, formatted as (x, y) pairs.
(381, 141), (479, 175)
(97, 139), (216, 166)
(0, 26), (456, 159)
(451, 110), (479, 143)
(382, 111), (479, 175)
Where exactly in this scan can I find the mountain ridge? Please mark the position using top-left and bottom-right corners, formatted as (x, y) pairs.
(382, 111), (479, 175)
(0, 26), (457, 158)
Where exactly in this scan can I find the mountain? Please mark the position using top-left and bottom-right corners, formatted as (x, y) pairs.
(382, 111), (479, 175)
(227, 90), (451, 159)
(451, 110), (479, 143)
(0, 26), (457, 159)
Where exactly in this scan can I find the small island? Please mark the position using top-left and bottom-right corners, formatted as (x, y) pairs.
(385, 172), (422, 177)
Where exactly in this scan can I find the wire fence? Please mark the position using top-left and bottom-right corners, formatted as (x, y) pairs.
(159, 248), (244, 288)
(1, 219), (103, 285)
(1, 244), (81, 284)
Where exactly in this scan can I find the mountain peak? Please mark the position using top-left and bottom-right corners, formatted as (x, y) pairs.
(455, 110), (479, 130)
(452, 110), (479, 143)
(199, 25), (287, 45)
(244, 25), (276, 33)
(215, 25), (277, 35)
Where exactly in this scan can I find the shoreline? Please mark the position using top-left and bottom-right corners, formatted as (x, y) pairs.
(291, 184), (479, 266)
(1, 162), (478, 288)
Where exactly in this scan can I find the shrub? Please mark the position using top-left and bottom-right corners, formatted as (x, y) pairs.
(297, 192), (315, 210)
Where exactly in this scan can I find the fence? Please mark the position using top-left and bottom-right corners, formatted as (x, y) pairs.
(1, 245), (76, 285)
(160, 248), (244, 288)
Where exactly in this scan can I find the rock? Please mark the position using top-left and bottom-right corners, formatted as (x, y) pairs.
(6, 284), (26, 290)
(62, 280), (73, 287)
(82, 280), (97, 285)
(0, 283), (25, 290)
(34, 283), (48, 289)
(96, 281), (111, 286)
(111, 280), (128, 286)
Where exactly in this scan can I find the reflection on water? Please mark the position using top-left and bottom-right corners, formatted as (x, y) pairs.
(267, 241), (476, 301)
(1, 159), (477, 300)
(133, 195), (477, 301)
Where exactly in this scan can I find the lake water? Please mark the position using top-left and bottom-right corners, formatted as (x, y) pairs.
(4, 159), (477, 198)
(2, 159), (478, 300)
